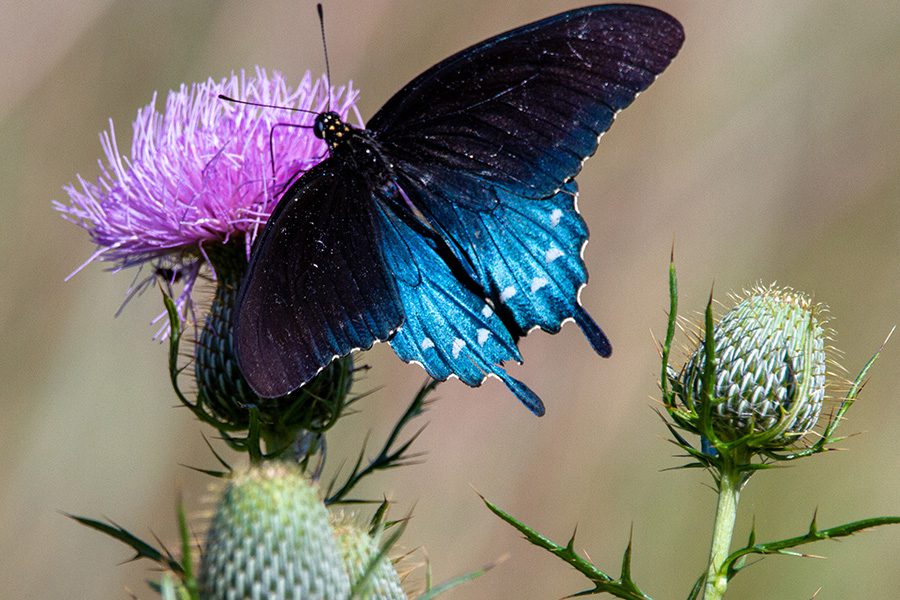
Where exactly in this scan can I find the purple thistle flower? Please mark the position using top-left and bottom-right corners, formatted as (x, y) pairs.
(54, 67), (360, 334)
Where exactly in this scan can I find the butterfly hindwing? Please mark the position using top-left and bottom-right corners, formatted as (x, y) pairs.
(233, 160), (404, 397)
(377, 195), (545, 415)
(396, 175), (612, 356)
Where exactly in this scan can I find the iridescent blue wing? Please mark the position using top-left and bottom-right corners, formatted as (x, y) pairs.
(375, 192), (545, 415)
(369, 5), (682, 352)
(233, 160), (403, 397)
(413, 179), (610, 354)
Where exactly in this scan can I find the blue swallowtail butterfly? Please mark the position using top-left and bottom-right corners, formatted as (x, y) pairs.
(234, 4), (684, 415)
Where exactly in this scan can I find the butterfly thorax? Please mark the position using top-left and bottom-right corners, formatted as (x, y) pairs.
(315, 111), (393, 187)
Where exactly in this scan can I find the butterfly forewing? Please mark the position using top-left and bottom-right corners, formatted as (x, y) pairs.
(234, 160), (403, 397)
(369, 5), (684, 201)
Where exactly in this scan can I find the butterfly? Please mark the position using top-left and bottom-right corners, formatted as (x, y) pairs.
(234, 4), (684, 416)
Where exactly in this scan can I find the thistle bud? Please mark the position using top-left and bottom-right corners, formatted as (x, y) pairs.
(199, 462), (350, 600)
(332, 519), (407, 600)
(194, 243), (259, 423)
(194, 243), (354, 444)
(679, 287), (827, 448)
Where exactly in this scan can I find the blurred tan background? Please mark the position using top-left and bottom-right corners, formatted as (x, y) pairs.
(2, 1), (899, 598)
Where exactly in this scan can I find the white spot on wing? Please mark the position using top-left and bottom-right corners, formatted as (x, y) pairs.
(545, 247), (564, 263)
(452, 338), (466, 358)
(477, 329), (490, 346)
(421, 337), (434, 350)
(531, 277), (548, 292)
(500, 286), (517, 301)
(481, 304), (493, 318)
(550, 208), (563, 227)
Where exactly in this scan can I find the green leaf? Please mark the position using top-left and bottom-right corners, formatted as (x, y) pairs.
(620, 531), (634, 584)
(685, 573), (704, 600)
(660, 253), (679, 409)
(416, 563), (495, 599)
(349, 516), (407, 600)
(698, 288), (721, 448)
(720, 515), (900, 581)
(481, 494), (610, 583)
(201, 433), (232, 473)
(659, 416), (716, 469)
(162, 293), (245, 438)
(820, 327), (892, 443)
(246, 407), (264, 462)
(66, 513), (183, 575)
(481, 495), (654, 600)
(762, 328), (892, 463)
(327, 380), (437, 505)
(368, 497), (392, 533)
(176, 500), (200, 600)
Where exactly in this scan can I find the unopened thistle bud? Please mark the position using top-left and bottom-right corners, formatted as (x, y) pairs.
(194, 243), (259, 424)
(679, 287), (827, 448)
(332, 519), (407, 600)
(199, 462), (350, 600)
(195, 242), (354, 443)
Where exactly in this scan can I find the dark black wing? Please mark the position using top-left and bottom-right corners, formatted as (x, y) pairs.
(368, 4), (684, 204)
(233, 160), (403, 397)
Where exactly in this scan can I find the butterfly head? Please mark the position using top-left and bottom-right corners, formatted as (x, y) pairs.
(313, 111), (352, 150)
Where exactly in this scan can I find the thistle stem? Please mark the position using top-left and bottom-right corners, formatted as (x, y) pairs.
(260, 428), (296, 458)
(703, 455), (747, 600)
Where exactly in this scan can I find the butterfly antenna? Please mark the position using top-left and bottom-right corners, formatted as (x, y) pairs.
(266, 122), (318, 180)
(218, 95), (317, 179)
(218, 94), (318, 116)
(316, 3), (332, 111)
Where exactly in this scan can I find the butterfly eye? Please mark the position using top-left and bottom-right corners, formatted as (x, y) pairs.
(313, 114), (328, 140)
(313, 112), (344, 141)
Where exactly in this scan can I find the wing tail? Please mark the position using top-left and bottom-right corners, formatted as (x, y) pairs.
(574, 304), (612, 358)
(494, 371), (545, 416)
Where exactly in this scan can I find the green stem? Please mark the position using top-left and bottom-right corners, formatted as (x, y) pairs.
(703, 456), (746, 600)
(260, 428), (297, 458)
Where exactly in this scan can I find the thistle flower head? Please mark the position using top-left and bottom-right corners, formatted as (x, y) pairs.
(55, 67), (359, 330)
(199, 462), (350, 599)
(679, 286), (828, 448)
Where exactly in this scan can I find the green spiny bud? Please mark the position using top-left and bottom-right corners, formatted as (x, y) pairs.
(680, 286), (827, 448)
(332, 519), (407, 600)
(194, 243), (258, 424)
(198, 462), (350, 600)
